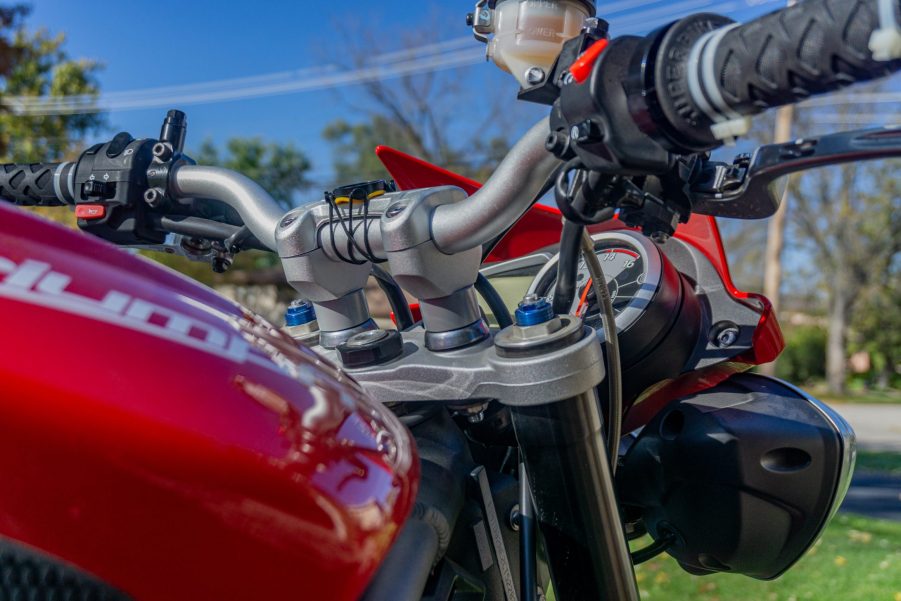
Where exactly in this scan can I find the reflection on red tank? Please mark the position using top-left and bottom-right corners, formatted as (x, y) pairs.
(0, 203), (418, 600)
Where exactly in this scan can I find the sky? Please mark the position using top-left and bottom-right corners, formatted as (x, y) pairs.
(26, 0), (785, 189)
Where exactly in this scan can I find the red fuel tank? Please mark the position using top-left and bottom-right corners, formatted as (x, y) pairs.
(0, 204), (418, 600)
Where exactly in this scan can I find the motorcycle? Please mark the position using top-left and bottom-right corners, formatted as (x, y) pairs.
(0, 0), (899, 599)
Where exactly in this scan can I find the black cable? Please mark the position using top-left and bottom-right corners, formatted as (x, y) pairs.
(371, 264), (414, 331)
(326, 192), (367, 265)
(326, 188), (387, 265)
(552, 220), (584, 314)
(153, 215), (241, 241)
(555, 161), (620, 226)
(580, 231), (622, 475)
(631, 533), (676, 565)
(345, 187), (358, 262)
(360, 188), (383, 263)
(475, 273), (513, 329)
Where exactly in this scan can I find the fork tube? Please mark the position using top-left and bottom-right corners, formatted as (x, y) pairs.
(519, 463), (537, 601)
(511, 391), (639, 601)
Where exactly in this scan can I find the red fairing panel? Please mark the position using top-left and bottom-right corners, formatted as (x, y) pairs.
(0, 204), (418, 600)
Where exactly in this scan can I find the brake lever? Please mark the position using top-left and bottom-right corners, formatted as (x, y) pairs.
(689, 127), (901, 219)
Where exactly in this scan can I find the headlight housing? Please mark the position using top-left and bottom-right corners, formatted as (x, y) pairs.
(618, 373), (856, 579)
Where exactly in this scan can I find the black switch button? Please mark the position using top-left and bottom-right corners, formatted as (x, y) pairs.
(106, 132), (134, 158)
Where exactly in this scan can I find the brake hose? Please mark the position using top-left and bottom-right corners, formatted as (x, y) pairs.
(371, 265), (415, 331)
(552, 221), (584, 314)
(475, 273), (514, 329)
(580, 230), (622, 475)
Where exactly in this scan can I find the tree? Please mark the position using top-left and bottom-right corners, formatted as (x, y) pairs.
(320, 25), (535, 187)
(852, 259), (901, 388)
(0, 5), (28, 78)
(194, 137), (312, 209)
(789, 157), (900, 395)
(0, 5), (104, 162)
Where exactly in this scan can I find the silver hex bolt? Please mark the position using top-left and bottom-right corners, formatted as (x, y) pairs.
(712, 322), (740, 348)
(525, 67), (546, 85)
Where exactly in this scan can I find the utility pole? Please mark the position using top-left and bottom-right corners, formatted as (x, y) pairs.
(760, 0), (797, 377)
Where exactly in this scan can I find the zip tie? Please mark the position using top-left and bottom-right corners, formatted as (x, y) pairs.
(688, 23), (751, 144)
(870, 0), (901, 61)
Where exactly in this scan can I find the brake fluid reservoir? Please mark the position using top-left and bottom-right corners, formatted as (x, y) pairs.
(484, 0), (593, 87)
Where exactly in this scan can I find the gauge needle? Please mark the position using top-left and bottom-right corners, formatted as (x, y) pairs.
(577, 279), (593, 317)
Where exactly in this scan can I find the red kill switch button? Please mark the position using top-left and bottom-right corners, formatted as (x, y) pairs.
(76, 204), (106, 220)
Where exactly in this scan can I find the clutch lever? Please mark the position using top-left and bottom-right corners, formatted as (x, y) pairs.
(689, 127), (901, 219)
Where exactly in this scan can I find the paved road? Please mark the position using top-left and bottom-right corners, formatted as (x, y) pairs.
(842, 473), (901, 521)
(829, 404), (901, 520)
(829, 403), (901, 452)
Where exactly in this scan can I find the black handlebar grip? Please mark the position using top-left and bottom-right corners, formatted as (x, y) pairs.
(636, 0), (901, 152)
(712, 0), (901, 118)
(0, 162), (73, 206)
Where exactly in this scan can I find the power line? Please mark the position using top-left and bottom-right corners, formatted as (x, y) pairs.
(2, 0), (782, 116)
(3, 49), (485, 114)
(810, 114), (901, 125)
(802, 92), (901, 107)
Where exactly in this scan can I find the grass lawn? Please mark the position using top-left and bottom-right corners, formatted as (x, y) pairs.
(856, 451), (901, 476)
(625, 513), (901, 601)
(811, 386), (901, 406)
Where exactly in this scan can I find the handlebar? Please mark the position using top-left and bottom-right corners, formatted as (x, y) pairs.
(431, 117), (560, 254)
(169, 164), (283, 251)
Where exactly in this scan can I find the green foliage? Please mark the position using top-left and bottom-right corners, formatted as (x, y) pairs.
(194, 137), (312, 209)
(776, 325), (828, 384)
(0, 4), (104, 230)
(144, 249), (275, 288)
(851, 260), (900, 388)
(855, 451), (901, 476)
(322, 116), (405, 184)
(0, 4), (27, 75)
(621, 513), (901, 601)
(0, 7), (104, 162)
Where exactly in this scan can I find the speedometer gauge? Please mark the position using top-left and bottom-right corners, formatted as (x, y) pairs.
(526, 229), (699, 404)
(528, 231), (665, 336)
(498, 228), (702, 408)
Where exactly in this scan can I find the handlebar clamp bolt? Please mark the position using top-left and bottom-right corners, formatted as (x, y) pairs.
(545, 131), (572, 158)
(152, 142), (173, 162)
(143, 187), (165, 208)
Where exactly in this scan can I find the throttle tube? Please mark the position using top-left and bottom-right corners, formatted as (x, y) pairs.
(633, 0), (901, 152)
(0, 162), (75, 206)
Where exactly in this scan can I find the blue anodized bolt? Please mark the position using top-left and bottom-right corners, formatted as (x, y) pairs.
(514, 294), (555, 326)
(285, 299), (317, 327)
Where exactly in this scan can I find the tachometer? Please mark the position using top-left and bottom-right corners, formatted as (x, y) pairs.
(527, 229), (699, 404)
(528, 231), (664, 335)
